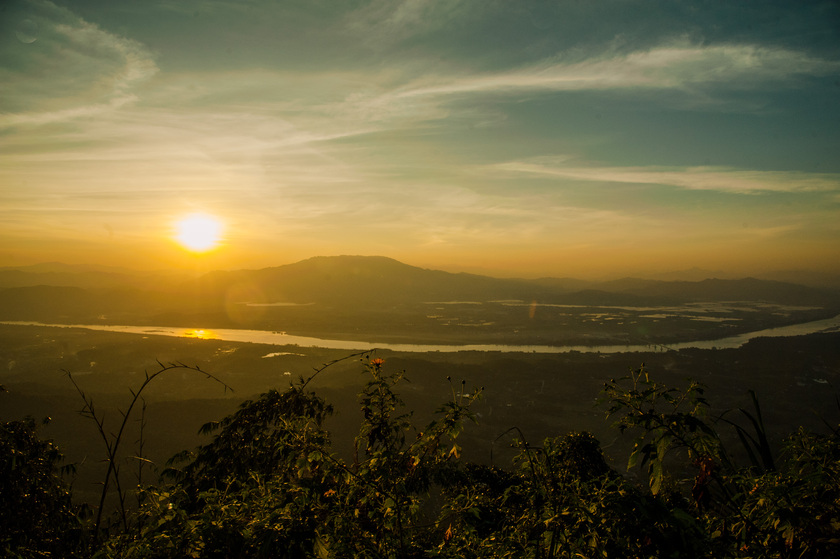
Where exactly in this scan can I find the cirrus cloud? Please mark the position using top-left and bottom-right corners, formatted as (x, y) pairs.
(488, 158), (840, 195)
(0, 0), (158, 127)
(392, 42), (839, 99)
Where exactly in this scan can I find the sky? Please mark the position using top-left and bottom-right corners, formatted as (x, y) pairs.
(2, 0), (839, 279)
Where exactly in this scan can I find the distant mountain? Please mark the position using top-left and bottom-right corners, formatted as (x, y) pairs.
(0, 263), (190, 290)
(179, 256), (840, 309)
(594, 277), (666, 293)
(0, 262), (131, 274)
(0, 284), (169, 322)
(524, 277), (595, 292)
(616, 277), (839, 306)
(0, 285), (101, 320)
(756, 270), (840, 289)
(2, 257), (838, 326)
(188, 255), (554, 308)
(648, 268), (730, 282)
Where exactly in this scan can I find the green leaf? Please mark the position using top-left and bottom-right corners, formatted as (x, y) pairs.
(627, 443), (642, 470)
(649, 460), (664, 495)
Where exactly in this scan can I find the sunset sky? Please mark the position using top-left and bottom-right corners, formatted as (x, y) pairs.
(2, 0), (839, 278)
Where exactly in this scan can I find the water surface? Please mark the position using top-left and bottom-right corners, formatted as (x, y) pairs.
(5, 314), (840, 354)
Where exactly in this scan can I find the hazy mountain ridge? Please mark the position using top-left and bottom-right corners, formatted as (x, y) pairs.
(0, 264), (189, 291)
(194, 256), (840, 307)
(2, 256), (839, 346)
(0, 285), (169, 322)
(2, 256), (839, 312)
(190, 256), (554, 308)
(619, 277), (836, 306)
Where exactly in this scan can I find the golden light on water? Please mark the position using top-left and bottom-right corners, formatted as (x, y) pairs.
(182, 328), (218, 339)
(174, 214), (223, 253)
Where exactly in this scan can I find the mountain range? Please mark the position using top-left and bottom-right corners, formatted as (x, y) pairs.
(2, 256), (839, 347)
(2, 255), (839, 312)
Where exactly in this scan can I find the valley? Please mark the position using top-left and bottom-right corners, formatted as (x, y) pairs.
(2, 256), (840, 509)
(2, 321), (839, 508)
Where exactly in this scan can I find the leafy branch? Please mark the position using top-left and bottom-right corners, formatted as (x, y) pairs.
(66, 361), (233, 540)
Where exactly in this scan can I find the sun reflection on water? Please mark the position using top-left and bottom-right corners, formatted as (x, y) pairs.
(182, 328), (218, 339)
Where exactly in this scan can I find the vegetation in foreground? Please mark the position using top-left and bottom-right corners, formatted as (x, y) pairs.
(2, 355), (840, 558)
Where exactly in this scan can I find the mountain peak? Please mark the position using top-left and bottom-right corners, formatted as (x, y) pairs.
(294, 255), (412, 270)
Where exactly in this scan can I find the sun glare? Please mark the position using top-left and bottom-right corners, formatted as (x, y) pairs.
(174, 213), (223, 252)
(182, 328), (218, 339)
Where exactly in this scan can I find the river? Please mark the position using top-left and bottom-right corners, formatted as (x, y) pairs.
(4, 314), (840, 354)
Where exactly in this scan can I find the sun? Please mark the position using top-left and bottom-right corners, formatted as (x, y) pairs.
(174, 213), (223, 252)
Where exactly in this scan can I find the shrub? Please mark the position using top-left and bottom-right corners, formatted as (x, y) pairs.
(9, 357), (840, 558)
(0, 416), (83, 558)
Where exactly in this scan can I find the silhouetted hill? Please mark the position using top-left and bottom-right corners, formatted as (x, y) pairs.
(618, 277), (838, 306)
(525, 277), (594, 292)
(757, 269), (840, 289)
(0, 284), (180, 323)
(2, 257), (838, 327)
(595, 277), (666, 293)
(0, 264), (188, 290)
(189, 256), (555, 308)
(0, 286), (101, 320)
(197, 256), (840, 306)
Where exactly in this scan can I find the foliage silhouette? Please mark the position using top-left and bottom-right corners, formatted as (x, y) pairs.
(66, 362), (232, 540)
(3, 356), (840, 558)
(1, 415), (84, 558)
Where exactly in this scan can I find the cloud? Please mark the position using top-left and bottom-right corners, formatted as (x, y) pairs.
(387, 42), (839, 101)
(309, 41), (840, 135)
(345, 0), (470, 47)
(488, 159), (840, 195)
(0, 0), (158, 127)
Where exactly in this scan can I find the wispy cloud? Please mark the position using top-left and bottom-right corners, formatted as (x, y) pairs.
(387, 42), (839, 101)
(0, 0), (158, 127)
(346, 0), (470, 47)
(3, 1), (838, 274)
(0, 105), (372, 200)
(489, 159), (840, 194)
(313, 41), (840, 133)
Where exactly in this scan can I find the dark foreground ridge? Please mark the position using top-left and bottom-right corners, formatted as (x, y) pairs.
(3, 353), (840, 558)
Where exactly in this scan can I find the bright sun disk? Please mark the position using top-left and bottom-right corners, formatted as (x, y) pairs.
(174, 214), (223, 252)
